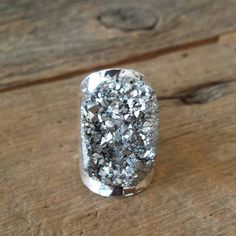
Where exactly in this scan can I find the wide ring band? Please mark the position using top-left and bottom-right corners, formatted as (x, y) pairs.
(79, 68), (159, 197)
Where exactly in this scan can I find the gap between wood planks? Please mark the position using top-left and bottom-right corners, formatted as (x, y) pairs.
(0, 36), (219, 93)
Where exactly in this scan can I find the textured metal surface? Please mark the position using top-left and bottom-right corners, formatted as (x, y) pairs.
(80, 68), (158, 196)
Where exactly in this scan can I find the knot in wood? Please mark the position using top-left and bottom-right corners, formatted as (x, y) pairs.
(97, 6), (157, 31)
(181, 83), (226, 105)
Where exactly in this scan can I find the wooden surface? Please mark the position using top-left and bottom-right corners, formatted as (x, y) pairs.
(0, 1), (236, 236)
(1, 0), (236, 90)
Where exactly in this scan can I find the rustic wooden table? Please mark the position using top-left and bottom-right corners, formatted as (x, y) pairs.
(1, 1), (236, 235)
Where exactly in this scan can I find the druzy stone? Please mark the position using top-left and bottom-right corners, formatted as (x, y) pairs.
(80, 69), (158, 188)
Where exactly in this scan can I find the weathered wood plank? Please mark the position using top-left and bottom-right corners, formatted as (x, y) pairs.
(0, 37), (236, 236)
(1, 0), (236, 89)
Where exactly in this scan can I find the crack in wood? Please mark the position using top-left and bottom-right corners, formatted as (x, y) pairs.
(158, 79), (236, 104)
(0, 36), (218, 93)
(180, 84), (226, 105)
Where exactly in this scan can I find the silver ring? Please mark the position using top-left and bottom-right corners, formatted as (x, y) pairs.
(79, 68), (159, 197)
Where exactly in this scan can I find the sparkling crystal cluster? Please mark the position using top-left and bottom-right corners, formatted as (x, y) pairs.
(80, 69), (158, 187)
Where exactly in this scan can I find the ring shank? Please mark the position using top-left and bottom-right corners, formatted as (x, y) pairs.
(80, 167), (154, 197)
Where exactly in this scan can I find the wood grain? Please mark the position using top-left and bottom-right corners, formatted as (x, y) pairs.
(1, 0), (236, 89)
(0, 36), (236, 235)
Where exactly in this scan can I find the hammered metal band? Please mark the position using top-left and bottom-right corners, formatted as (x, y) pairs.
(79, 68), (159, 197)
